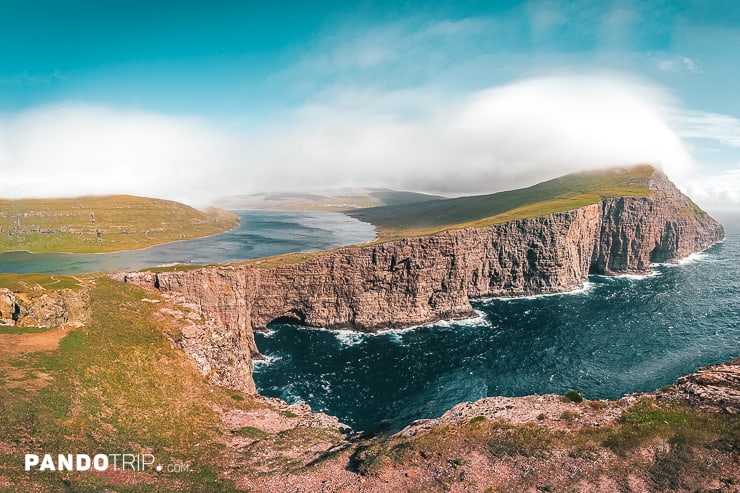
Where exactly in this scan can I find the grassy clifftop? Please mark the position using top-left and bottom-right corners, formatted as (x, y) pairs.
(348, 165), (657, 242)
(0, 195), (239, 254)
(0, 273), (736, 491)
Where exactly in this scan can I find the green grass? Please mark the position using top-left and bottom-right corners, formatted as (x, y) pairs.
(0, 195), (239, 254)
(0, 326), (50, 334)
(348, 165), (657, 242)
(0, 277), (257, 491)
(0, 272), (82, 291)
(563, 390), (584, 403)
(349, 399), (739, 490)
(235, 426), (269, 440)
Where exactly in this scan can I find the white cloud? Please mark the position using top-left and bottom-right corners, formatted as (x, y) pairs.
(669, 110), (740, 148)
(681, 164), (740, 209)
(0, 75), (703, 205)
(656, 56), (702, 73)
(246, 75), (695, 195)
(0, 104), (237, 204)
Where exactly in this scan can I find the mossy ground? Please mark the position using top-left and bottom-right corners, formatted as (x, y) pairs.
(0, 195), (238, 254)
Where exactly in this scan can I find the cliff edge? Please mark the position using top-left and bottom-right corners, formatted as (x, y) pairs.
(112, 166), (724, 393)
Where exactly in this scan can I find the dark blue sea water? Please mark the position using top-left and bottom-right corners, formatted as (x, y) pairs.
(253, 212), (740, 434)
(0, 211), (375, 275)
(4, 207), (737, 436)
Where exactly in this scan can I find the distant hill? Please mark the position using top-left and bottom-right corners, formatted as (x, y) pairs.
(215, 188), (444, 211)
(0, 195), (239, 254)
(347, 165), (659, 241)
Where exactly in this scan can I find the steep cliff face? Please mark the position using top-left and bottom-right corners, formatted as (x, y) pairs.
(124, 270), (259, 393)
(591, 171), (723, 274)
(113, 168), (724, 393)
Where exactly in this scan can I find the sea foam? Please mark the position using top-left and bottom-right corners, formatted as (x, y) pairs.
(608, 271), (661, 281)
(252, 353), (282, 368)
(332, 329), (367, 346)
(484, 281), (596, 302)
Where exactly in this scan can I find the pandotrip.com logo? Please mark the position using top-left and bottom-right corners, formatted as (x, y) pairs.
(25, 453), (191, 473)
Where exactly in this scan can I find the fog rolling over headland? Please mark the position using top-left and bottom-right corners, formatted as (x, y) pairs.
(1, 74), (737, 211)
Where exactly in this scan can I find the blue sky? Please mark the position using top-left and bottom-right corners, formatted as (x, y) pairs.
(2, 0), (740, 208)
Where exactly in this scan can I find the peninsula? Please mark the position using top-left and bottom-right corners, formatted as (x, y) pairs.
(115, 165), (724, 394)
(1, 165), (735, 492)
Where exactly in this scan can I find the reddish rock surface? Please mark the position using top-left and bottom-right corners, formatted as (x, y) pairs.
(112, 168), (724, 393)
(230, 359), (740, 493)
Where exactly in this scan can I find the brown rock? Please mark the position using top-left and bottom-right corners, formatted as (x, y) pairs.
(16, 289), (89, 329)
(113, 168), (724, 393)
(672, 358), (740, 413)
(0, 288), (20, 326)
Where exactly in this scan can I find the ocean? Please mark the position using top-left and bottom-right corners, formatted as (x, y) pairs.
(253, 212), (739, 434)
(3, 208), (736, 436)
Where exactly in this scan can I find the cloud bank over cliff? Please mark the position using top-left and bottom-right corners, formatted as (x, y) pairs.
(0, 74), (727, 207)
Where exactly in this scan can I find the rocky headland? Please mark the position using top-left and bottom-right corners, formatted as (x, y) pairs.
(1, 166), (735, 492)
(113, 167), (724, 394)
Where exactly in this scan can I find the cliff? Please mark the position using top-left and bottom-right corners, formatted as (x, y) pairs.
(112, 167), (724, 393)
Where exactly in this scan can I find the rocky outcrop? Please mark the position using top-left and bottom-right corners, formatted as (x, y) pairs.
(671, 357), (740, 414)
(152, 281), (258, 394)
(0, 288), (21, 326)
(113, 168), (724, 393)
(0, 287), (88, 328)
(399, 358), (740, 439)
(591, 171), (723, 274)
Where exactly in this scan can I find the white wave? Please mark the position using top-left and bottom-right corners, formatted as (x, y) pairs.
(373, 309), (490, 333)
(252, 353), (282, 367)
(333, 329), (367, 346)
(484, 281), (596, 301)
(256, 328), (276, 338)
(678, 251), (711, 265)
(427, 309), (489, 328)
(280, 387), (307, 405)
(652, 242), (719, 268)
(384, 331), (404, 345)
(608, 271), (661, 280)
(286, 308), (488, 341)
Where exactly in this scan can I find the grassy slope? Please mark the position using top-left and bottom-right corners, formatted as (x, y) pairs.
(0, 195), (239, 254)
(348, 165), (656, 242)
(0, 276), (254, 491)
(0, 275), (736, 491)
(0, 272), (80, 292)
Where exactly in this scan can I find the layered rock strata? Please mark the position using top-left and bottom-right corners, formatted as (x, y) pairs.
(113, 169), (724, 392)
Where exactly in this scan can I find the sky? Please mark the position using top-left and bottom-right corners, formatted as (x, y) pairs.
(1, 0), (740, 211)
